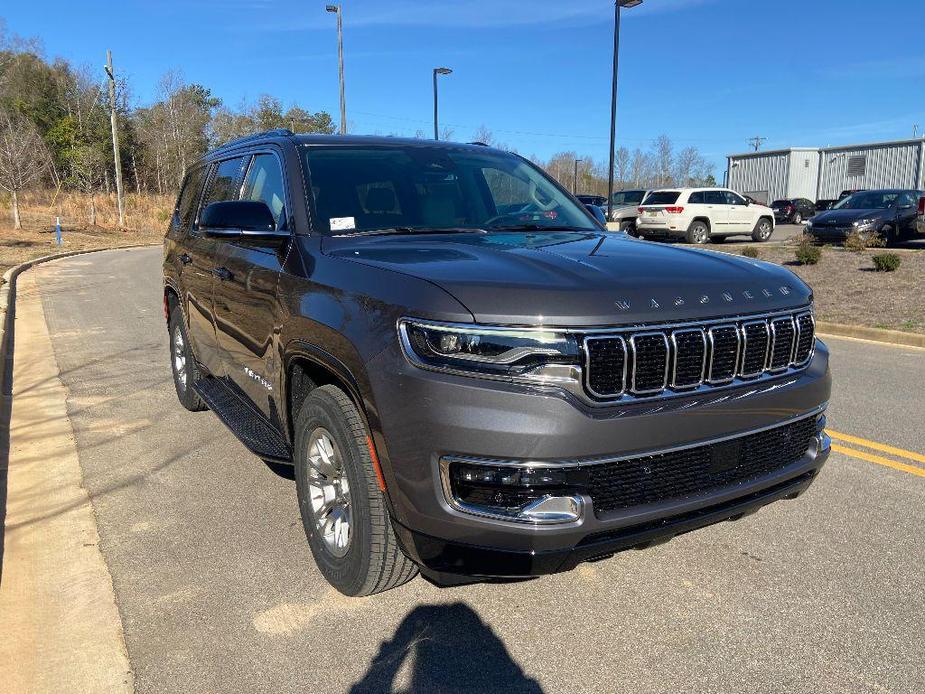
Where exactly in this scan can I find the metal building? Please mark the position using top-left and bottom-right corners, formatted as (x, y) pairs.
(726, 138), (925, 204)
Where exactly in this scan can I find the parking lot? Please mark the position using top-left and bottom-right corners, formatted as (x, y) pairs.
(5, 247), (923, 693)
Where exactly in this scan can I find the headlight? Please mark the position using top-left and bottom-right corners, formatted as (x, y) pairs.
(399, 319), (580, 379)
(805, 219), (813, 229)
(853, 219), (876, 229)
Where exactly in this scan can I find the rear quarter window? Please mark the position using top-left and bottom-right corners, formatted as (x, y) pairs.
(174, 166), (207, 232)
(644, 191), (681, 205)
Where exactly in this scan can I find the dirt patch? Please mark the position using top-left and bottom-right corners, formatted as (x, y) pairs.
(0, 190), (169, 278)
(718, 242), (925, 334)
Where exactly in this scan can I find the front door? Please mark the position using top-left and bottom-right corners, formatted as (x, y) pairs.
(212, 152), (292, 418)
(724, 190), (753, 232)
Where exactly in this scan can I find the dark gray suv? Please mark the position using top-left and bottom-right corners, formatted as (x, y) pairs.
(164, 131), (832, 596)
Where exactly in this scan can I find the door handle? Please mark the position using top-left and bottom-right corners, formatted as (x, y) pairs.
(179, 253), (192, 265)
(212, 267), (233, 281)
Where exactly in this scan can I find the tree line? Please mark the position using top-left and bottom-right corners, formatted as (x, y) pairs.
(0, 22), (334, 228)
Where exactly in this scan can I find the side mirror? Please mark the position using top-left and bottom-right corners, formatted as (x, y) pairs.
(584, 203), (607, 226)
(200, 201), (289, 240)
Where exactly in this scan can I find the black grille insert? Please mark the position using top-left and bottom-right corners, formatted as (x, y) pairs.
(630, 333), (669, 393)
(585, 337), (627, 397)
(794, 313), (815, 364)
(740, 321), (770, 376)
(587, 416), (818, 516)
(707, 325), (739, 382)
(671, 329), (706, 388)
(769, 317), (796, 370)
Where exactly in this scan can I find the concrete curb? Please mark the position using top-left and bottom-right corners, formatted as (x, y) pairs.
(816, 321), (925, 349)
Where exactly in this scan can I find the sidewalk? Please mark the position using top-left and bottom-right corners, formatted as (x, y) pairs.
(0, 269), (132, 693)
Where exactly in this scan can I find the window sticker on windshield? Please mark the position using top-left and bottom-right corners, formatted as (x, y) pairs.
(330, 216), (355, 231)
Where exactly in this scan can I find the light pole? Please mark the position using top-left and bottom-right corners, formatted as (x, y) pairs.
(326, 4), (347, 134)
(573, 158), (584, 194)
(433, 67), (453, 140)
(607, 0), (642, 220)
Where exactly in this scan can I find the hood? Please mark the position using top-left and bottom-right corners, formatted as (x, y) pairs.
(812, 208), (886, 225)
(323, 231), (812, 326)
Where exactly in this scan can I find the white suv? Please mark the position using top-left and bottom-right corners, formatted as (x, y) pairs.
(636, 188), (775, 244)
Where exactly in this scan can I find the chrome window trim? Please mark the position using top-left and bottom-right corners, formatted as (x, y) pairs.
(670, 328), (707, 389)
(629, 331), (670, 394)
(739, 320), (770, 379)
(706, 324), (740, 384)
(583, 335), (627, 398)
(792, 311), (816, 367)
(768, 315), (796, 372)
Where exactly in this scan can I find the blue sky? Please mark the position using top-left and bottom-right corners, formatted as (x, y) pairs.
(5, 0), (924, 177)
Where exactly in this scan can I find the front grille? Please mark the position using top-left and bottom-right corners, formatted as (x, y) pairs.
(587, 416), (818, 516)
(583, 308), (814, 401)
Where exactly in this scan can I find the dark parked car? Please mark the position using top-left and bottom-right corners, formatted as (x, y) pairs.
(917, 195), (925, 236)
(576, 194), (607, 207)
(806, 189), (923, 244)
(815, 199), (837, 213)
(771, 198), (815, 224)
(164, 131), (831, 596)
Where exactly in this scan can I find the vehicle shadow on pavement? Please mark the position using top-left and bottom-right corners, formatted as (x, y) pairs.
(349, 602), (543, 693)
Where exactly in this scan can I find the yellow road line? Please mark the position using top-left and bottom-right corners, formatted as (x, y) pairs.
(827, 430), (925, 465)
(831, 443), (925, 478)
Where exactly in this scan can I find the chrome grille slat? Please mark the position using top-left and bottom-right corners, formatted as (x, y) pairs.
(583, 307), (815, 402)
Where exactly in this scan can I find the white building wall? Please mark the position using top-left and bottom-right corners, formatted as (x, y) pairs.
(727, 151), (791, 203)
(817, 140), (925, 198)
(785, 150), (819, 200)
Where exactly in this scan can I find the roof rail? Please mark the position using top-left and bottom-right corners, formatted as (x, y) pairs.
(467, 141), (489, 147)
(213, 128), (294, 152)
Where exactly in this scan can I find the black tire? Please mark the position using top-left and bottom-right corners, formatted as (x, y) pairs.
(880, 224), (896, 246)
(751, 217), (773, 242)
(168, 307), (206, 412)
(294, 385), (417, 596)
(686, 220), (710, 244)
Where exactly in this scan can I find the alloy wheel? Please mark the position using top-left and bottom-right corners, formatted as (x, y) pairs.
(306, 427), (352, 557)
(173, 325), (187, 389)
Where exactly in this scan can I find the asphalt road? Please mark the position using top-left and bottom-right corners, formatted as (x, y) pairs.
(26, 247), (925, 693)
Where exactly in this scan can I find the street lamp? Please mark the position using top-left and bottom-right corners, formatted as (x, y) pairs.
(433, 67), (453, 140)
(326, 4), (347, 134)
(573, 158), (584, 194)
(607, 0), (642, 220)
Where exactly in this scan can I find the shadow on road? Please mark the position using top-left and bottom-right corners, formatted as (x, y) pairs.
(350, 602), (543, 693)
(0, 269), (17, 585)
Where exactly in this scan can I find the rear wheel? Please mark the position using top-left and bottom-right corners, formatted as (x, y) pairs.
(686, 220), (710, 244)
(168, 308), (206, 411)
(880, 224), (896, 246)
(752, 218), (773, 242)
(294, 385), (417, 596)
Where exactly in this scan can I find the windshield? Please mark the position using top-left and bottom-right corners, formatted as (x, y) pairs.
(833, 191), (897, 210)
(612, 190), (646, 206)
(301, 145), (598, 234)
(642, 191), (681, 206)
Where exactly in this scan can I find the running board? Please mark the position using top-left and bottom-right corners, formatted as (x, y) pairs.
(194, 377), (292, 463)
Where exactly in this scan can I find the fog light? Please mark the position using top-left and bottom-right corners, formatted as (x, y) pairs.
(441, 459), (584, 524)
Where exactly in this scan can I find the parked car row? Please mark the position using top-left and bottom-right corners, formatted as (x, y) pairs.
(806, 189), (924, 245)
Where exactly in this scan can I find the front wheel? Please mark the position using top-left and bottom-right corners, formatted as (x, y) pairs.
(686, 220), (710, 244)
(752, 218), (773, 242)
(294, 385), (418, 596)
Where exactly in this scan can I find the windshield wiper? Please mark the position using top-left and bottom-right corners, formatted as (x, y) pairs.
(335, 226), (486, 237)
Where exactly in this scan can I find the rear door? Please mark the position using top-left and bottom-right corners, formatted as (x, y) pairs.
(703, 190), (730, 230)
(895, 191), (918, 233)
(723, 190), (753, 231)
(181, 157), (247, 377)
(212, 151), (292, 417)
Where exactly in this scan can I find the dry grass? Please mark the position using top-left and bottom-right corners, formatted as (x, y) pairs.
(726, 241), (925, 334)
(0, 189), (170, 278)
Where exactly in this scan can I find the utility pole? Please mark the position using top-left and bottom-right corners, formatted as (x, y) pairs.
(433, 67), (453, 140)
(105, 50), (125, 227)
(326, 5), (347, 134)
(573, 158), (584, 194)
(748, 136), (767, 152)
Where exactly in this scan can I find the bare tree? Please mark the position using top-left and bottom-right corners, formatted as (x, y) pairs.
(0, 108), (50, 229)
(69, 145), (105, 226)
(652, 135), (673, 187)
(471, 125), (495, 146)
(615, 147), (630, 188)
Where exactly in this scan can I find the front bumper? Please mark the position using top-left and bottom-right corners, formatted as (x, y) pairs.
(367, 340), (832, 577)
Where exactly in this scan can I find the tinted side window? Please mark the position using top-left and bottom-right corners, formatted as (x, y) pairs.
(174, 166), (207, 232)
(897, 191), (917, 207)
(688, 191), (706, 204)
(242, 154), (287, 227)
(724, 191), (746, 205)
(705, 191), (727, 205)
(202, 157), (247, 208)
